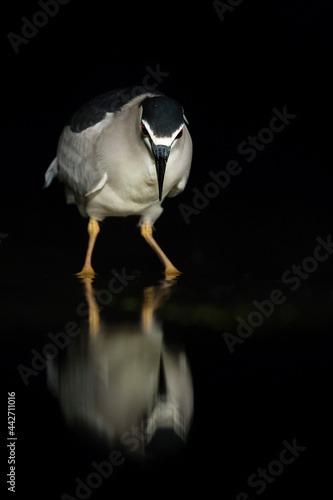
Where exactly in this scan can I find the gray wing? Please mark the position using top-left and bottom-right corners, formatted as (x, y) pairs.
(44, 115), (111, 197)
(45, 87), (165, 196)
(56, 123), (109, 197)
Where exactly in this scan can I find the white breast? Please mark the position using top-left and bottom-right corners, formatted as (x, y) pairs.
(84, 107), (192, 223)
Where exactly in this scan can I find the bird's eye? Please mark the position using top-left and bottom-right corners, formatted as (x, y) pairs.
(141, 125), (149, 137)
(175, 129), (183, 139)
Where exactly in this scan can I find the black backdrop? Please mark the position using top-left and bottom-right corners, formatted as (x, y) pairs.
(2, 0), (333, 278)
(2, 2), (333, 499)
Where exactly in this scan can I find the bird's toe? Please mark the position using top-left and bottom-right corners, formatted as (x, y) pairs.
(76, 265), (97, 280)
(164, 266), (182, 281)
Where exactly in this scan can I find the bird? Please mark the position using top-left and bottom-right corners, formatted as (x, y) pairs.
(44, 87), (193, 279)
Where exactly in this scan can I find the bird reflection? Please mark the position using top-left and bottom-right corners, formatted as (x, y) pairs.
(47, 277), (193, 460)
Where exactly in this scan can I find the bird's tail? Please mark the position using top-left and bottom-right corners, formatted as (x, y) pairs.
(44, 157), (58, 188)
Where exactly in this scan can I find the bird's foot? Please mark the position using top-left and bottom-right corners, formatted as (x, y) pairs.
(76, 265), (96, 280)
(165, 265), (182, 281)
(141, 221), (182, 280)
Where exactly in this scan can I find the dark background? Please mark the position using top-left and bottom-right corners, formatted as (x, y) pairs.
(2, 0), (333, 277)
(2, 1), (333, 499)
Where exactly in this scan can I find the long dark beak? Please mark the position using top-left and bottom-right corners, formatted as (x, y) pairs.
(152, 144), (171, 201)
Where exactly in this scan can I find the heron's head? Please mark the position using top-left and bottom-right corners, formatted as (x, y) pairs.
(140, 96), (187, 201)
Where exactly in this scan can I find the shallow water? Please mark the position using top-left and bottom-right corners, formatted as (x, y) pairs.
(3, 225), (333, 498)
(5, 277), (333, 498)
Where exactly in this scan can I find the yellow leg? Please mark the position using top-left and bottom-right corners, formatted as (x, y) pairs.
(140, 221), (181, 279)
(76, 218), (100, 279)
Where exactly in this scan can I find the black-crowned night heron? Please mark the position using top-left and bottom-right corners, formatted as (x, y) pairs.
(44, 87), (193, 278)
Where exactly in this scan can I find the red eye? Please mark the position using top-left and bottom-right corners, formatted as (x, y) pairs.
(141, 125), (149, 137)
(175, 129), (183, 139)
